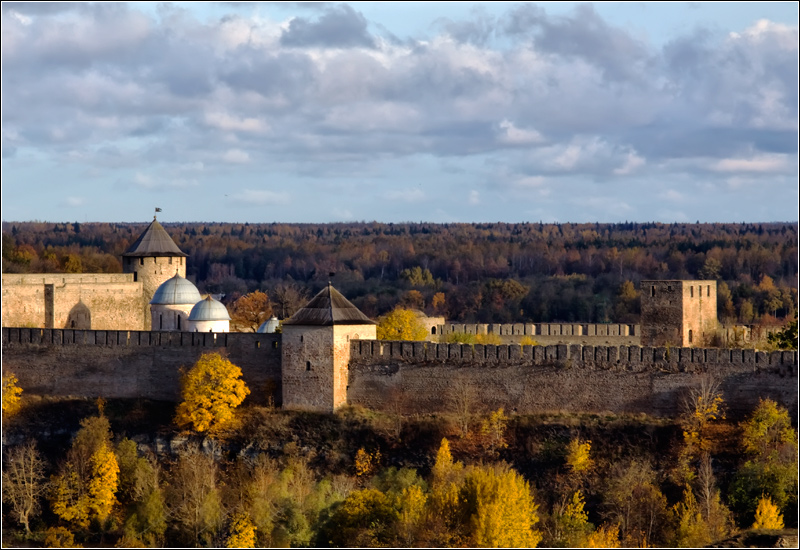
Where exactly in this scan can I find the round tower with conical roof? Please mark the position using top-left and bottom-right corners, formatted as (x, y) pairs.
(281, 283), (376, 412)
(122, 215), (189, 330)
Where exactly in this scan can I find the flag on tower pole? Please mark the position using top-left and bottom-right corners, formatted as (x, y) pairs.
(155, 207), (162, 212)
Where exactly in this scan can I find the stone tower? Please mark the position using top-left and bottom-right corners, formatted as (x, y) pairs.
(640, 280), (718, 347)
(281, 284), (377, 412)
(122, 216), (188, 330)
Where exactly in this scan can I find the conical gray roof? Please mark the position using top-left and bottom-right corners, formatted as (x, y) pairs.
(282, 284), (376, 326)
(123, 217), (187, 257)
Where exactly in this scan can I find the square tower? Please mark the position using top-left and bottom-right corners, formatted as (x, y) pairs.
(640, 280), (718, 347)
(281, 284), (376, 412)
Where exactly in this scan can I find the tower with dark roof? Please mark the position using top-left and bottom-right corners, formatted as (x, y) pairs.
(281, 283), (376, 412)
(122, 215), (189, 330)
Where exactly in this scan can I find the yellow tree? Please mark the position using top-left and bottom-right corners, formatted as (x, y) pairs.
(50, 414), (118, 530)
(752, 495), (784, 530)
(87, 443), (119, 525)
(376, 308), (428, 341)
(226, 512), (257, 548)
(3, 372), (23, 417)
(459, 463), (542, 548)
(566, 438), (593, 475)
(175, 352), (250, 434)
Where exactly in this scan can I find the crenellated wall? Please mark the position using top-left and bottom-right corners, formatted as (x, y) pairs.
(347, 340), (797, 418)
(2, 328), (282, 405)
(434, 322), (640, 346)
(3, 328), (796, 418)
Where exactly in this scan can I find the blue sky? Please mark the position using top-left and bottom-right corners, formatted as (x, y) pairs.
(2, 2), (798, 224)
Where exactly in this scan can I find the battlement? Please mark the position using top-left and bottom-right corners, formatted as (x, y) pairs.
(352, 339), (797, 371)
(2, 327), (281, 352)
(435, 322), (638, 337)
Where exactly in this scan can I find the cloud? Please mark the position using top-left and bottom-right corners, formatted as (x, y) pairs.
(710, 153), (791, 173)
(204, 112), (269, 133)
(280, 4), (375, 48)
(0, 3), (796, 223)
(222, 149), (250, 163)
(468, 190), (480, 205)
(497, 119), (544, 146)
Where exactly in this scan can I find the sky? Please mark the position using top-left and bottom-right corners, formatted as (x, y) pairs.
(1, 2), (798, 224)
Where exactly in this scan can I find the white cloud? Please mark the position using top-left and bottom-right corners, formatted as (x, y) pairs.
(497, 119), (544, 146)
(205, 112), (268, 133)
(613, 150), (646, 175)
(468, 190), (480, 205)
(710, 154), (790, 173)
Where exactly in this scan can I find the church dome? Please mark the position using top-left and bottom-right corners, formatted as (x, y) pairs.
(189, 295), (231, 321)
(257, 316), (280, 333)
(150, 274), (202, 305)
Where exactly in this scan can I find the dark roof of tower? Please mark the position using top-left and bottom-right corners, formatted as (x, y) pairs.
(282, 284), (376, 326)
(122, 217), (187, 257)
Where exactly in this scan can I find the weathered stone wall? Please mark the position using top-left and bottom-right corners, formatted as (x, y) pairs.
(281, 326), (335, 411)
(641, 280), (685, 347)
(2, 328), (282, 405)
(2, 274), (145, 331)
(3, 328), (796, 419)
(347, 340), (797, 418)
(435, 322), (640, 346)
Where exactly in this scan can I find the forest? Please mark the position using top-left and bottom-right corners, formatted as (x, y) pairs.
(2, 221), (798, 327)
(2, 347), (798, 548)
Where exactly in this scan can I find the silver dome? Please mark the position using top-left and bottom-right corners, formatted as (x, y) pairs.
(150, 274), (202, 305)
(188, 295), (231, 321)
(257, 316), (280, 333)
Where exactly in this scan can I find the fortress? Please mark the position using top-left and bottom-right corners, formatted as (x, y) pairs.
(2, 221), (796, 418)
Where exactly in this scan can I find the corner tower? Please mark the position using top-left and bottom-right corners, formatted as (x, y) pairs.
(122, 216), (188, 330)
(641, 280), (717, 347)
(281, 284), (376, 412)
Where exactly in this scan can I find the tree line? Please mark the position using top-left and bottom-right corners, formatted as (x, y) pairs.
(2, 353), (797, 547)
(3, 221), (797, 326)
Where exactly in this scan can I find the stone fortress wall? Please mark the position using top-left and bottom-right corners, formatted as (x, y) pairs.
(433, 322), (640, 346)
(3, 327), (796, 419)
(1, 274), (145, 331)
(2, 327), (282, 405)
(346, 340), (797, 418)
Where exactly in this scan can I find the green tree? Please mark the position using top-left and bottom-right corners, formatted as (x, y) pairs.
(316, 488), (398, 547)
(767, 312), (797, 350)
(175, 352), (250, 434)
(729, 399), (798, 525)
(376, 308), (428, 341)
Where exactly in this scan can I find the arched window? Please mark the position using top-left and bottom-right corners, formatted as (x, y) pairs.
(690, 286), (694, 298)
(306, 361), (311, 371)
(688, 329), (693, 344)
(431, 326), (437, 335)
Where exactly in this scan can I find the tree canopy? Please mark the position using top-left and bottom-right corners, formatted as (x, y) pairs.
(174, 352), (250, 434)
